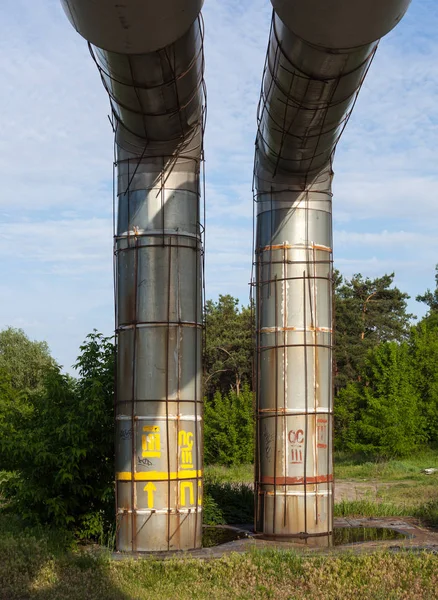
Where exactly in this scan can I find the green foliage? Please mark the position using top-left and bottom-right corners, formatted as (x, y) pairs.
(0, 332), (115, 539)
(204, 295), (253, 396)
(347, 342), (426, 458)
(415, 500), (438, 528)
(203, 476), (253, 525)
(202, 492), (226, 525)
(334, 271), (413, 391)
(204, 384), (254, 466)
(416, 263), (438, 314)
(0, 370), (33, 464)
(0, 327), (55, 393)
(409, 321), (438, 443)
(334, 382), (363, 451)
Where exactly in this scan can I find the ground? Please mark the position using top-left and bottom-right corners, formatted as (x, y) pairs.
(335, 478), (434, 503)
(0, 452), (437, 599)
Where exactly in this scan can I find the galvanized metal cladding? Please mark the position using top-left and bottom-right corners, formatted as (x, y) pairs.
(254, 166), (335, 538)
(61, 0), (206, 552)
(60, 0), (411, 552)
(253, 0), (411, 538)
(115, 151), (204, 552)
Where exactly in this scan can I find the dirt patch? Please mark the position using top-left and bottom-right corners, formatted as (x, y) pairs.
(335, 479), (417, 502)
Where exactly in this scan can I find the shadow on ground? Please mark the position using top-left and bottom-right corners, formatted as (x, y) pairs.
(204, 480), (254, 525)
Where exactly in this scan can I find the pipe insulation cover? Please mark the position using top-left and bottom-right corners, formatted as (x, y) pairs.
(60, 0), (205, 551)
(272, 0), (411, 49)
(61, 0), (204, 53)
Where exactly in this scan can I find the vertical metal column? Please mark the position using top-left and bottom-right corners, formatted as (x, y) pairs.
(254, 167), (333, 539)
(253, 1), (411, 540)
(59, 0), (205, 552)
(115, 153), (204, 551)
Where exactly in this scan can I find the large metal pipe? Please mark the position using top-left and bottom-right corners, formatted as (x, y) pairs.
(61, 0), (205, 552)
(254, 0), (410, 539)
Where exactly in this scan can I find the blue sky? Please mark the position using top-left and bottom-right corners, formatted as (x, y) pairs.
(0, 0), (437, 372)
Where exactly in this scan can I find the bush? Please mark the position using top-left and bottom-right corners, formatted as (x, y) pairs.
(410, 321), (438, 444)
(334, 382), (363, 451)
(203, 477), (253, 525)
(204, 384), (254, 466)
(353, 342), (427, 457)
(0, 332), (115, 539)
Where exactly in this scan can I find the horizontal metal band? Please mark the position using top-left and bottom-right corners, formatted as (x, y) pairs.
(116, 229), (200, 240)
(260, 474), (333, 485)
(116, 415), (202, 422)
(257, 408), (331, 415)
(253, 274), (332, 284)
(259, 326), (332, 334)
(117, 322), (202, 331)
(117, 508), (202, 515)
(257, 244), (332, 253)
(262, 490), (331, 497)
(253, 267), (332, 276)
(258, 343), (333, 350)
(117, 470), (202, 481)
(115, 241), (202, 254)
(116, 399), (203, 405)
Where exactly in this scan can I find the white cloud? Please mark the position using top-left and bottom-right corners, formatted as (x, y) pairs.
(0, 0), (437, 369)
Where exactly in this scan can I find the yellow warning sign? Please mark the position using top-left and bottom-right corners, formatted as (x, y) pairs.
(116, 470), (202, 481)
(180, 481), (194, 507)
(142, 425), (161, 458)
(178, 430), (194, 470)
(143, 482), (157, 509)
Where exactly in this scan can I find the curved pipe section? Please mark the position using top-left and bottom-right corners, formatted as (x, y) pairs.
(254, 1), (410, 539)
(61, 0), (203, 54)
(61, 1), (205, 552)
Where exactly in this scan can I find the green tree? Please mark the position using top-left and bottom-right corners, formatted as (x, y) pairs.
(416, 264), (438, 331)
(204, 385), (254, 465)
(334, 271), (413, 391)
(0, 327), (55, 393)
(204, 295), (253, 397)
(0, 369), (31, 462)
(334, 381), (363, 451)
(410, 321), (438, 444)
(416, 264), (438, 314)
(351, 342), (426, 457)
(0, 331), (115, 538)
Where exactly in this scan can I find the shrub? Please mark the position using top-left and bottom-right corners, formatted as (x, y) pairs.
(353, 342), (427, 457)
(0, 332), (115, 539)
(204, 384), (254, 466)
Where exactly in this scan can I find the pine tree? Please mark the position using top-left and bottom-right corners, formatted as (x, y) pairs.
(334, 271), (413, 391)
(353, 342), (426, 457)
(204, 295), (253, 397)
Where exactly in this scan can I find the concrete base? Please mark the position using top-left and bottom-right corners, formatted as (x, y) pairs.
(110, 517), (438, 560)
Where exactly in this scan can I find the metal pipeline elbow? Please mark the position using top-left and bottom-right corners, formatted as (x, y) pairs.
(272, 0), (411, 49)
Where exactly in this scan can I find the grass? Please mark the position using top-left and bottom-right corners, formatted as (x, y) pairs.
(205, 463), (253, 484)
(334, 449), (438, 481)
(205, 450), (438, 484)
(0, 454), (436, 599)
(334, 499), (438, 526)
(204, 450), (438, 527)
(0, 513), (437, 600)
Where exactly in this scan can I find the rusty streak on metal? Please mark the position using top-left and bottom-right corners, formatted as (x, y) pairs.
(259, 326), (333, 333)
(257, 243), (332, 253)
(252, 0), (410, 540)
(261, 474), (333, 485)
